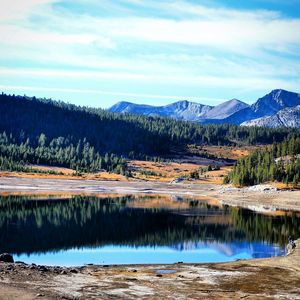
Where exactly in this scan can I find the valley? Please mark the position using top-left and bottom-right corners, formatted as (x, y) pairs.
(1, 0), (300, 298)
(1, 91), (300, 299)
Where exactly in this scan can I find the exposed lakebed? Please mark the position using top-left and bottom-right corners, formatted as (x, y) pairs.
(0, 194), (299, 266)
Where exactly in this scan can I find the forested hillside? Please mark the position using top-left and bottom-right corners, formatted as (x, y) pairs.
(0, 132), (127, 174)
(225, 136), (300, 186)
(1, 93), (300, 173)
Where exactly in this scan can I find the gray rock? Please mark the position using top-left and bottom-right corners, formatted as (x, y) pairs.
(38, 266), (48, 272)
(70, 268), (78, 273)
(0, 253), (14, 263)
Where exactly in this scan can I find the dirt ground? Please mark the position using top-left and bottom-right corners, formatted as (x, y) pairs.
(0, 240), (299, 300)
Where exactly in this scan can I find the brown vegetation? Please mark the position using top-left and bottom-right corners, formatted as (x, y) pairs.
(189, 145), (262, 160)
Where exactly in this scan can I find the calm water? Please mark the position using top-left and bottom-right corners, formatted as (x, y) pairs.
(0, 194), (299, 266)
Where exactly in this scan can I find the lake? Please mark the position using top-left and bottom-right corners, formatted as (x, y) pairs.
(0, 194), (299, 266)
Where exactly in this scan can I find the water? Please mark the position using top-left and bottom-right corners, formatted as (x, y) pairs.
(0, 194), (299, 266)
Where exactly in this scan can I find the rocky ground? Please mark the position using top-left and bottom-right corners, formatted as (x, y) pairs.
(0, 240), (299, 299)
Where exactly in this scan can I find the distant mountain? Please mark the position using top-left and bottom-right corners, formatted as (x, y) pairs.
(203, 99), (249, 120)
(222, 89), (300, 125)
(109, 89), (300, 127)
(109, 100), (213, 122)
(109, 99), (248, 122)
(241, 105), (300, 128)
(252, 89), (300, 116)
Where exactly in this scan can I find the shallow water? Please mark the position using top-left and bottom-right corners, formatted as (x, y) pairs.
(0, 194), (299, 266)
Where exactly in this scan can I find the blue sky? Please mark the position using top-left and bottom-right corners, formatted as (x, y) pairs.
(1, 0), (300, 108)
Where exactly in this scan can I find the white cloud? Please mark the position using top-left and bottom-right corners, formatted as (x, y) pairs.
(0, 0), (56, 22)
(0, 0), (299, 103)
(2, 0), (300, 54)
(0, 84), (224, 103)
(1, 68), (299, 92)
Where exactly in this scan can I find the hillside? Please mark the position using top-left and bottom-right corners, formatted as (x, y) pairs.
(225, 136), (300, 186)
(0, 93), (299, 174)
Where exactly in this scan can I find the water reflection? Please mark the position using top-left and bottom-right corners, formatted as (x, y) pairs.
(0, 195), (299, 266)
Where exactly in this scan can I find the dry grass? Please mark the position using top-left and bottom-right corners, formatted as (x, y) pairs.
(0, 159), (232, 184)
(190, 166), (233, 185)
(128, 160), (198, 182)
(29, 165), (74, 174)
(0, 169), (127, 181)
(189, 145), (263, 160)
(128, 160), (232, 184)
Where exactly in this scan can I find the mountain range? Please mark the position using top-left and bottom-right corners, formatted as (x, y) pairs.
(108, 89), (300, 128)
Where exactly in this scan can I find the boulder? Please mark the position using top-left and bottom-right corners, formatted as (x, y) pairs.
(0, 253), (14, 263)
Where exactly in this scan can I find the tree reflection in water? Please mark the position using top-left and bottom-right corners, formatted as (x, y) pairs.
(0, 195), (299, 255)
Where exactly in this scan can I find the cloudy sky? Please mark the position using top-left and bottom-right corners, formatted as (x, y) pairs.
(1, 0), (300, 108)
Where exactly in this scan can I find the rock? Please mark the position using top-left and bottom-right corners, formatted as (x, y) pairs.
(0, 253), (14, 263)
(60, 270), (68, 275)
(36, 293), (45, 297)
(70, 269), (78, 273)
(287, 242), (296, 255)
(247, 184), (277, 193)
(38, 266), (48, 272)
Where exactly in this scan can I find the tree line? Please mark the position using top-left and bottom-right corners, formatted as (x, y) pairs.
(0, 132), (127, 174)
(225, 136), (300, 186)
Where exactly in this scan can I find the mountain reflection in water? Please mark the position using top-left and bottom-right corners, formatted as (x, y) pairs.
(0, 194), (299, 266)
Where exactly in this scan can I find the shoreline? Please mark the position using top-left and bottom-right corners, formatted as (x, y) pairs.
(1, 176), (300, 212)
(0, 240), (299, 299)
(1, 176), (300, 298)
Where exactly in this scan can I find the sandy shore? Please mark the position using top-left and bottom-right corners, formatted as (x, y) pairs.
(0, 240), (299, 299)
(1, 176), (300, 212)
